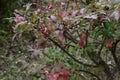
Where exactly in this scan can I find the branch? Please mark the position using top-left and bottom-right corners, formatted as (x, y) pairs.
(111, 40), (120, 70)
(98, 38), (106, 56)
(63, 30), (78, 44)
(111, 65), (119, 79)
(65, 0), (69, 11)
(48, 37), (97, 67)
(78, 69), (101, 80)
(97, 56), (113, 80)
(85, 31), (100, 64)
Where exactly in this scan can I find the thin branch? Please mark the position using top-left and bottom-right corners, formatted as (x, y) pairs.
(85, 30), (88, 47)
(48, 37), (97, 67)
(111, 40), (120, 70)
(111, 65), (119, 79)
(85, 30), (100, 64)
(69, 21), (81, 29)
(63, 30), (78, 44)
(78, 69), (101, 80)
(98, 38), (106, 56)
(98, 56), (113, 80)
(65, 0), (69, 11)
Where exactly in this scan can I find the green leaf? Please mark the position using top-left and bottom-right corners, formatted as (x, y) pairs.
(0, 30), (7, 34)
(84, 26), (90, 30)
(20, 23), (27, 31)
(90, 66), (104, 74)
(91, 30), (100, 39)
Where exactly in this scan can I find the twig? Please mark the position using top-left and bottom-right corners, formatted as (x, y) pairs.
(85, 30), (99, 64)
(63, 30), (78, 44)
(98, 38), (106, 56)
(78, 69), (101, 80)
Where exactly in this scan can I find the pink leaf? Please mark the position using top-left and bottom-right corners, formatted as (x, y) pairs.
(53, 73), (59, 79)
(59, 69), (70, 80)
(14, 13), (25, 22)
(58, 30), (65, 40)
(47, 4), (53, 9)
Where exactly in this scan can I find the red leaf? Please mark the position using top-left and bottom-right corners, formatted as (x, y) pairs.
(53, 73), (59, 79)
(106, 42), (112, 48)
(78, 40), (85, 47)
(106, 38), (113, 48)
(58, 30), (65, 40)
(47, 4), (53, 9)
(47, 73), (59, 80)
(59, 69), (70, 80)
(48, 74), (56, 80)
(81, 33), (87, 40)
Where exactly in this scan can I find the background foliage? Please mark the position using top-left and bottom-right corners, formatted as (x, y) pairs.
(0, 0), (120, 80)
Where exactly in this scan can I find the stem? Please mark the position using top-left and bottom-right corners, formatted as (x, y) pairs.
(85, 32), (113, 79)
(63, 30), (78, 44)
(65, 0), (69, 11)
(85, 30), (100, 64)
(98, 56), (113, 80)
(98, 38), (106, 56)
(111, 40), (120, 71)
(48, 37), (97, 67)
(78, 69), (101, 80)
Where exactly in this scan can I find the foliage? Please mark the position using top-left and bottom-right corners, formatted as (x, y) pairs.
(0, 0), (34, 41)
(6, 0), (120, 80)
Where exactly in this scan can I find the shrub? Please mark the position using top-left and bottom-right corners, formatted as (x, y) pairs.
(10, 0), (120, 80)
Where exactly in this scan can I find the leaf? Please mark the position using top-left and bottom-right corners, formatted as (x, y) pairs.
(55, 14), (63, 21)
(0, 36), (7, 40)
(90, 66), (104, 74)
(58, 69), (70, 80)
(91, 30), (100, 39)
(14, 21), (27, 31)
(86, 44), (94, 53)
(84, 26), (90, 30)
(32, 12), (38, 23)
(19, 22), (27, 31)
(25, 3), (32, 11)
(0, 30), (7, 34)
(51, 0), (55, 4)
